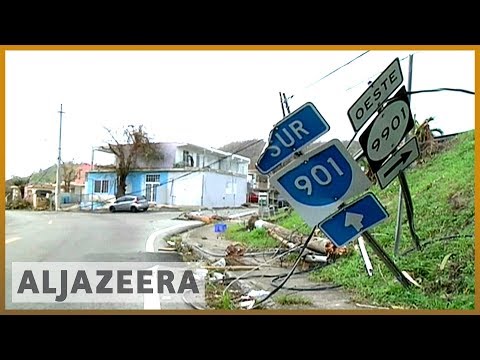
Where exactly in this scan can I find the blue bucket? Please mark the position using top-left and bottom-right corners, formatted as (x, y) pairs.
(214, 223), (227, 233)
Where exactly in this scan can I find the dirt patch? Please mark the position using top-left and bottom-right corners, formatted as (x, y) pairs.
(448, 191), (469, 211)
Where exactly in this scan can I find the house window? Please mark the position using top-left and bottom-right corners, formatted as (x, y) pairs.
(183, 150), (194, 166)
(94, 180), (109, 193)
(146, 174), (160, 183)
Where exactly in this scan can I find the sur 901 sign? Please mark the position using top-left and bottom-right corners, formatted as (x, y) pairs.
(269, 139), (372, 227)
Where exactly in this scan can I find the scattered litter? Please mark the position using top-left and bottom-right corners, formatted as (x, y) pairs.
(304, 254), (328, 263)
(212, 258), (226, 267)
(194, 268), (208, 281)
(239, 300), (255, 309)
(201, 236), (208, 240)
(247, 289), (270, 300)
(166, 240), (176, 247)
(210, 272), (224, 281)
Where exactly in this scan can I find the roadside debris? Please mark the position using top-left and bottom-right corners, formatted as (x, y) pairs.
(226, 243), (246, 257)
(251, 218), (348, 260)
(212, 258), (226, 267)
(178, 212), (229, 224)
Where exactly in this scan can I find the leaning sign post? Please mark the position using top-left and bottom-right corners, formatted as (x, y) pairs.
(269, 139), (372, 227)
(348, 58), (404, 132)
(348, 57), (421, 255)
(256, 102), (330, 175)
(257, 99), (412, 287)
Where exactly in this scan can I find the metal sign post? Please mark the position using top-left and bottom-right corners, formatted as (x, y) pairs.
(347, 56), (421, 255)
(362, 231), (411, 288)
(394, 54), (422, 255)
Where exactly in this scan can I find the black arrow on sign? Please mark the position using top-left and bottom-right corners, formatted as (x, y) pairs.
(384, 150), (412, 178)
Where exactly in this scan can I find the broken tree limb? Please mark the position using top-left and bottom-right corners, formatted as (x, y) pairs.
(257, 220), (347, 257)
(266, 230), (298, 249)
(203, 265), (259, 271)
(182, 213), (229, 224)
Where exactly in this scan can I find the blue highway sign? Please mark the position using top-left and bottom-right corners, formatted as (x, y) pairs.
(270, 139), (372, 227)
(319, 192), (389, 247)
(256, 102), (330, 174)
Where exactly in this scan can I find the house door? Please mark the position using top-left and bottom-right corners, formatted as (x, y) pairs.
(145, 174), (160, 202)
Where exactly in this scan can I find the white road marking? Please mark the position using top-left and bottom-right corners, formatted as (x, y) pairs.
(144, 265), (161, 310)
(6, 236), (21, 244)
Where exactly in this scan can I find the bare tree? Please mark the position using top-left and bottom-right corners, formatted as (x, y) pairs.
(105, 125), (161, 198)
(62, 161), (77, 193)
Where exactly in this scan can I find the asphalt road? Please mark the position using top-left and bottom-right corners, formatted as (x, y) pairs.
(5, 210), (199, 310)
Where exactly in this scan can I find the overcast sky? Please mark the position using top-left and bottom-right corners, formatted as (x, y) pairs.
(5, 49), (475, 179)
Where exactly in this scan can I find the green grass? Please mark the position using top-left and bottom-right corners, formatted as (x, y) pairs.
(308, 131), (476, 309)
(275, 294), (313, 306)
(225, 223), (278, 249)
(276, 211), (311, 235)
(205, 282), (237, 310)
(220, 132), (475, 309)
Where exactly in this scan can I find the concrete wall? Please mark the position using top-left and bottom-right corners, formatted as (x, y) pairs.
(166, 171), (247, 207)
(167, 172), (203, 206)
(203, 172), (247, 208)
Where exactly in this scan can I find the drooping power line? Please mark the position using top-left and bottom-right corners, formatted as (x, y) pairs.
(305, 51), (370, 89)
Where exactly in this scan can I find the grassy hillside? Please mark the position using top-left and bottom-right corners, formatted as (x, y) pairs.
(309, 131), (475, 309)
(29, 164), (57, 184)
(228, 131), (475, 310)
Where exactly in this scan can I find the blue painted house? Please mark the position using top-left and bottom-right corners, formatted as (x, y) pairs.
(86, 142), (250, 208)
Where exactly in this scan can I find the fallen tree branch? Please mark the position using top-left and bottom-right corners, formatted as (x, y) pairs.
(204, 265), (260, 271)
(181, 213), (230, 224)
(256, 220), (348, 257)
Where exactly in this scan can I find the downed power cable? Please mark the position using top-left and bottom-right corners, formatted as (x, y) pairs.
(251, 226), (317, 309)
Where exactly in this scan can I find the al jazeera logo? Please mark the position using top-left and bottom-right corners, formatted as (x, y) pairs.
(11, 262), (206, 306)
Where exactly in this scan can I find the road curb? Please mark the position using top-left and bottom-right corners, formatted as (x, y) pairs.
(151, 222), (205, 252)
(178, 224), (270, 303)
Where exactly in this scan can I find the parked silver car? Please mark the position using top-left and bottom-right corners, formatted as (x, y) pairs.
(109, 195), (149, 213)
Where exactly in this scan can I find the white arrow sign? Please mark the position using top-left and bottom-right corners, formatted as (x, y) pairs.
(376, 136), (420, 189)
(344, 211), (364, 231)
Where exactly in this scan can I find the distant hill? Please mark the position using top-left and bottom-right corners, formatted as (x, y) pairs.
(29, 164), (58, 184)
(218, 139), (266, 169)
(218, 139), (361, 169)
